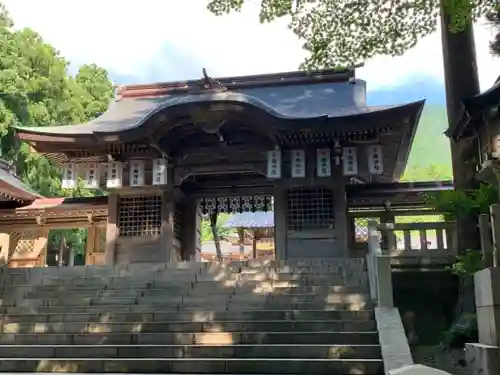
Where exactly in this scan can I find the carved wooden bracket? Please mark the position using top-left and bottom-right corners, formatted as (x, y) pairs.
(35, 215), (46, 226)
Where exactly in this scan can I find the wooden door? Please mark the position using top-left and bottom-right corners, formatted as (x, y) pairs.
(85, 227), (106, 265)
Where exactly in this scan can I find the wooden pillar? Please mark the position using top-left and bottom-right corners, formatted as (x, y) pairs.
(85, 226), (96, 265)
(273, 185), (287, 261)
(0, 233), (10, 265)
(35, 228), (49, 267)
(161, 189), (175, 263)
(380, 209), (396, 252)
(333, 181), (348, 257)
(180, 197), (198, 261)
(105, 193), (118, 265)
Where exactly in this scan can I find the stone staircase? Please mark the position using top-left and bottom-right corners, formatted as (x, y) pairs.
(0, 259), (383, 374)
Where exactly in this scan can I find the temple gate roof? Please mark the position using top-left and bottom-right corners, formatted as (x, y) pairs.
(14, 68), (424, 142)
(0, 159), (43, 203)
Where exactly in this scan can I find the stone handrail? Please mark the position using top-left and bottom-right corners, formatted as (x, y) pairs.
(367, 220), (453, 375)
(378, 221), (457, 256)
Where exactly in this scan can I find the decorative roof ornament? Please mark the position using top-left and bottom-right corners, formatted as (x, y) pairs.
(190, 68), (227, 93)
(113, 84), (126, 101)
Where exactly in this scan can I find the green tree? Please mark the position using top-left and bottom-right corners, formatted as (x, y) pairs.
(207, 0), (492, 69)
(0, 2), (113, 257)
(486, 8), (500, 56)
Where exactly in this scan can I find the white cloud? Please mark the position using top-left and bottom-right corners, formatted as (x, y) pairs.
(2, 0), (499, 91)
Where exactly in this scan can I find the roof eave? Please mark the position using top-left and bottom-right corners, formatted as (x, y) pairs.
(392, 100), (426, 181)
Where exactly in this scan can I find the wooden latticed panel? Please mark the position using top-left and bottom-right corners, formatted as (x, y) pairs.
(10, 230), (36, 258)
(118, 195), (162, 238)
(8, 229), (48, 268)
(286, 188), (334, 231)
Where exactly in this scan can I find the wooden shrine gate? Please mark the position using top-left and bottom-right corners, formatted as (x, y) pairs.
(0, 197), (108, 268)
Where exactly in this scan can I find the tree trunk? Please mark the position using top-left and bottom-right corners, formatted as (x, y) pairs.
(58, 233), (65, 268)
(440, 2), (481, 252)
(238, 228), (245, 254)
(252, 229), (257, 259)
(210, 212), (223, 261)
(440, 1), (481, 332)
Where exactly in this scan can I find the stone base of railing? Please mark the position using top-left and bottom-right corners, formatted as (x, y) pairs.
(388, 364), (452, 374)
(465, 343), (500, 375)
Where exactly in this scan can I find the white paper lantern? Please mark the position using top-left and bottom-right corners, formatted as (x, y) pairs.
(83, 162), (100, 189)
(343, 147), (359, 176)
(367, 145), (384, 175)
(316, 149), (331, 177)
(106, 162), (123, 188)
(61, 163), (77, 189)
(152, 158), (168, 186)
(266, 150), (282, 179)
(291, 149), (306, 178)
(129, 160), (145, 187)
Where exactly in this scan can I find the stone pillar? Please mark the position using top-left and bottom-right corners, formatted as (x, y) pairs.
(161, 189), (175, 263)
(474, 267), (500, 346)
(273, 185), (287, 261)
(465, 267), (500, 375)
(105, 193), (118, 265)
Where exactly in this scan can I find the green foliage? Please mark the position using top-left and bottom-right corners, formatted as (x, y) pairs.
(425, 183), (498, 220)
(0, 3), (113, 257)
(200, 213), (235, 242)
(450, 249), (483, 279)
(207, 0), (493, 68)
(442, 313), (478, 348)
(486, 8), (500, 56)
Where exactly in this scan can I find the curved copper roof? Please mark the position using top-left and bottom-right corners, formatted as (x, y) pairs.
(0, 160), (43, 202)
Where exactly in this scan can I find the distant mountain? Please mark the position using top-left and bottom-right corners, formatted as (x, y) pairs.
(368, 77), (446, 105)
(369, 80), (452, 180)
(407, 104), (451, 169)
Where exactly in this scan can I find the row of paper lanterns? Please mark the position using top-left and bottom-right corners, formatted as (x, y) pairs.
(61, 158), (168, 189)
(266, 145), (384, 178)
(61, 145), (384, 189)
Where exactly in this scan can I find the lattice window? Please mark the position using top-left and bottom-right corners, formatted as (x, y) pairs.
(286, 188), (334, 231)
(118, 195), (162, 238)
(10, 230), (36, 256)
(354, 217), (381, 243)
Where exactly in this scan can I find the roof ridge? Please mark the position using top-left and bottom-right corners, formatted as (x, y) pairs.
(116, 67), (358, 100)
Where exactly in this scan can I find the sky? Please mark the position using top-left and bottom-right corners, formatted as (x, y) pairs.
(2, 0), (500, 105)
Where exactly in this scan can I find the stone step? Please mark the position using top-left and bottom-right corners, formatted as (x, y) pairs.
(0, 331), (379, 345)
(5, 268), (358, 283)
(0, 344), (381, 359)
(0, 320), (376, 334)
(17, 284), (367, 297)
(19, 288), (370, 300)
(3, 293), (371, 306)
(2, 301), (375, 315)
(1, 301), (374, 314)
(0, 357), (383, 373)
(1, 309), (374, 323)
